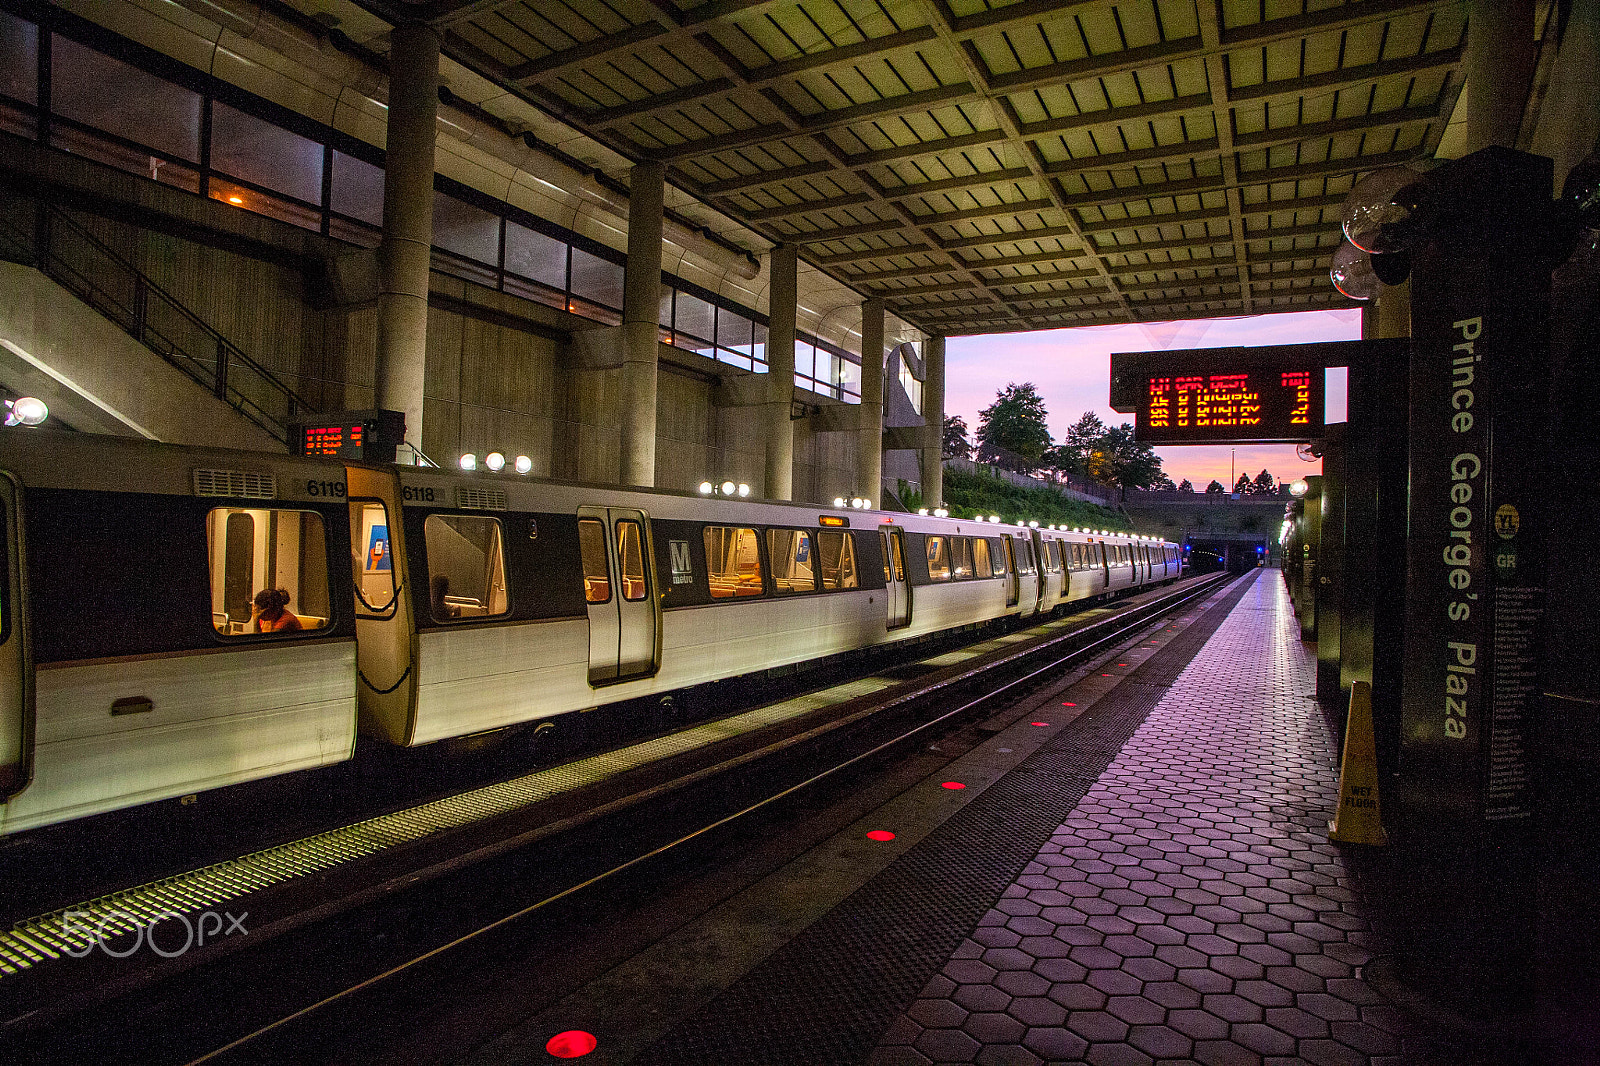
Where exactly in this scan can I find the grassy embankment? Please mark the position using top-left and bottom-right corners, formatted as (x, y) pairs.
(903, 466), (1131, 531)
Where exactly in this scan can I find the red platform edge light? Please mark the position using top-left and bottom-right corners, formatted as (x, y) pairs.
(867, 829), (896, 841)
(546, 1031), (598, 1058)
(941, 781), (966, 790)
(1031, 722), (1049, 727)
(1062, 702), (1077, 707)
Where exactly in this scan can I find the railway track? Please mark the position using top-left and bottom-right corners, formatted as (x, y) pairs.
(1, 572), (1233, 1065)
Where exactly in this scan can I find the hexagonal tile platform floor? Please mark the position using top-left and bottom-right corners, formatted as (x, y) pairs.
(870, 575), (1412, 1066)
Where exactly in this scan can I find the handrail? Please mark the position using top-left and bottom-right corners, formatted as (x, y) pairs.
(0, 202), (314, 443)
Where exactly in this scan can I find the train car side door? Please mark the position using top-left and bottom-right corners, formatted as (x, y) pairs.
(346, 465), (417, 745)
(578, 506), (660, 685)
(880, 526), (910, 629)
(1001, 537), (1020, 607)
(0, 472), (32, 801)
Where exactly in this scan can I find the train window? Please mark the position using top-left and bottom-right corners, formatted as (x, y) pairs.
(890, 532), (906, 581)
(988, 538), (1007, 577)
(880, 531), (891, 583)
(348, 500), (396, 615)
(705, 526), (764, 598)
(616, 520), (648, 602)
(816, 530), (857, 589)
(767, 529), (816, 594)
(970, 538), (991, 578)
(1016, 539), (1035, 576)
(1045, 542), (1061, 573)
(424, 516), (508, 621)
(207, 507), (331, 636)
(951, 537), (973, 578)
(925, 536), (951, 581)
(578, 518), (610, 603)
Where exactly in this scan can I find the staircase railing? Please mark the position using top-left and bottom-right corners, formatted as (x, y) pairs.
(0, 201), (312, 444)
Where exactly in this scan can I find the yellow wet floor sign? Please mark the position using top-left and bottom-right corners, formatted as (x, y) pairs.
(1329, 681), (1388, 845)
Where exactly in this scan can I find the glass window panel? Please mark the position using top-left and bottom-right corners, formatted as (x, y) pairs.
(704, 526), (763, 598)
(838, 354), (861, 397)
(616, 520), (647, 601)
(989, 538), (1007, 576)
(659, 287), (674, 327)
(570, 247), (624, 310)
(210, 176), (320, 230)
(210, 102), (323, 204)
(51, 36), (200, 161)
(0, 12), (36, 105)
(578, 518), (610, 603)
(431, 192), (499, 264)
(925, 535), (950, 581)
(504, 222), (566, 289)
(751, 322), (767, 366)
(717, 309), (752, 352)
(331, 150), (384, 227)
(816, 530), (857, 590)
(424, 515), (508, 620)
(766, 528), (815, 594)
(951, 536), (973, 578)
(673, 290), (715, 344)
(971, 538), (991, 578)
(206, 507), (330, 636)
(350, 501), (396, 614)
(891, 533), (906, 580)
(880, 531), (892, 583)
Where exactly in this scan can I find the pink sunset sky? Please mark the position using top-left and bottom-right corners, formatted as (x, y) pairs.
(944, 308), (1362, 491)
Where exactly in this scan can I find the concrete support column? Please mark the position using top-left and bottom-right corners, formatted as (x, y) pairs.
(621, 161), (664, 487)
(375, 24), (439, 453)
(765, 244), (797, 500)
(921, 334), (946, 508)
(1466, 0), (1536, 153)
(857, 298), (884, 506)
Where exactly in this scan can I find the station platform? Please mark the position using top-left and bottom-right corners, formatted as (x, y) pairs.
(468, 570), (1430, 1066)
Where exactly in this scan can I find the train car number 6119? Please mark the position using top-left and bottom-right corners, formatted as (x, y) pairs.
(306, 479), (346, 497)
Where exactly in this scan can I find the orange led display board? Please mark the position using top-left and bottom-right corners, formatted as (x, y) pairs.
(1135, 366), (1322, 444)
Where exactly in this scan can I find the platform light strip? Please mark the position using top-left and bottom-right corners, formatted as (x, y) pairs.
(0, 669), (911, 978)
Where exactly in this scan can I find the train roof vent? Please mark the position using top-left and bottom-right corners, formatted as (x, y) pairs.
(193, 468), (277, 499)
(456, 486), (507, 511)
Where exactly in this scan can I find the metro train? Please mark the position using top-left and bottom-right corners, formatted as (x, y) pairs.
(0, 431), (1182, 836)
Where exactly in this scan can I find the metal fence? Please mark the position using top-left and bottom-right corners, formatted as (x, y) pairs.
(0, 201), (309, 443)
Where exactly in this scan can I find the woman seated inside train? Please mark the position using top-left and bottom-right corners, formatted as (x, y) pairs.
(252, 588), (304, 633)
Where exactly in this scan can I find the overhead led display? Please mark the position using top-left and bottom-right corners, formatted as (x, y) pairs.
(1132, 366), (1323, 444)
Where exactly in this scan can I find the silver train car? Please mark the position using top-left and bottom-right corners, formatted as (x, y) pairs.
(0, 431), (1181, 835)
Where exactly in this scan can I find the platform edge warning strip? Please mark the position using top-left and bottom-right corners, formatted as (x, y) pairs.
(635, 572), (1261, 1066)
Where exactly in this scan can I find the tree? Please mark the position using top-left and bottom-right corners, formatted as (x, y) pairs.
(1177, 478), (1194, 492)
(1233, 473), (1252, 495)
(1152, 471), (1177, 491)
(976, 383), (1051, 470)
(1090, 423), (1167, 498)
(1248, 469), (1277, 496)
(1205, 479), (1225, 494)
(942, 415), (973, 460)
(1048, 411), (1106, 477)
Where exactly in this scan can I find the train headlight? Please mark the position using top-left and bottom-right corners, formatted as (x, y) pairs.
(1029, 520), (1039, 528)
(988, 515), (1000, 523)
(458, 453), (477, 471)
(515, 455), (533, 474)
(485, 452), (505, 472)
(737, 483), (751, 497)
(917, 507), (929, 515)
(834, 497), (846, 507)
(933, 508), (948, 518)
(721, 480), (736, 496)
(700, 482), (715, 494)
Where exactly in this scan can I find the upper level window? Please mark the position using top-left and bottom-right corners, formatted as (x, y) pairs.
(767, 529), (815, 594)
(206, 507), (330, 636)
(705, 526), (763, 598)
(433, 192), (500, 264)
(210, 102), (323, 206)
(0, 12), (36, 106)
(331, 150), (384, 227)
(51, 36), (201, 164)
(424, 515), (508, 621)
